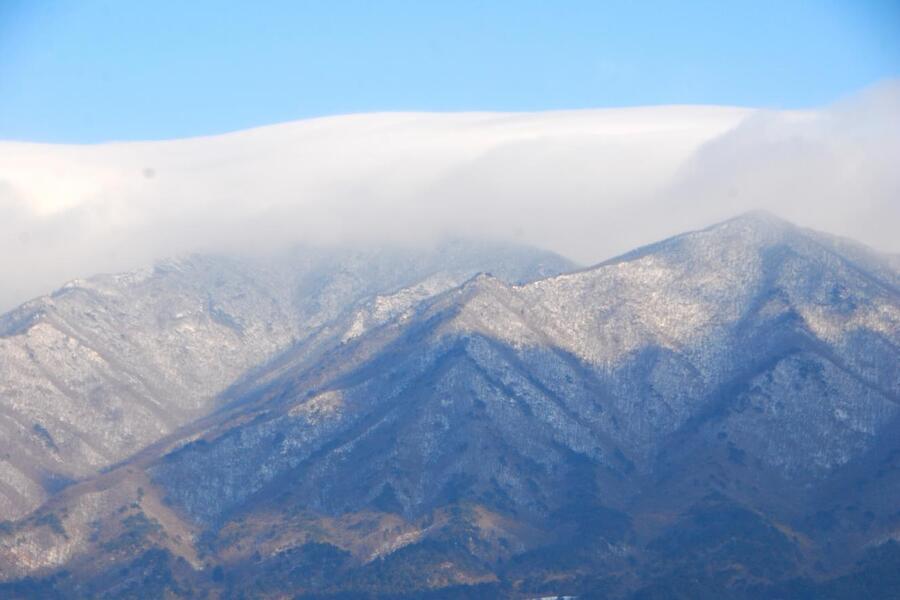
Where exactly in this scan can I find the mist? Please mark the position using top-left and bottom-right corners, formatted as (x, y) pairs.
(0, 82), (898, 312)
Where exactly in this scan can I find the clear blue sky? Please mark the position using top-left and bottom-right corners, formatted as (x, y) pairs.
(1, 0), (898, 142)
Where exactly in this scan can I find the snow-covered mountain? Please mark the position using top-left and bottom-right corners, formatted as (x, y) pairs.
(143, 212), (897, 523)
(0, 241), (574, 520)
(0, 213), (897, 598)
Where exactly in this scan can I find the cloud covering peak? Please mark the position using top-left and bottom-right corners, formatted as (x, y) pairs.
(0, 83), (898, 311)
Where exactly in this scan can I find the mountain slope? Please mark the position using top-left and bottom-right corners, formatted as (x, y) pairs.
(1, 213), (897, 598)
(155, 212), (899, 521)
(151, 212), (900, 597)
(0, 241), (574, 520)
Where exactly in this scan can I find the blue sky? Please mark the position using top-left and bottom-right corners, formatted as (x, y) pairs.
(1, 0), (898, 142)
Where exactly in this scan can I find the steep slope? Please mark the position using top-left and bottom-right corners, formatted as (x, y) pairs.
(1, 213), (897, 598)
(0, 241), (574, 520)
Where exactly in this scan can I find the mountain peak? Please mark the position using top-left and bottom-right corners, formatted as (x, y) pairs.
(710, 209), (796, 236)
(586, 210), (799, 275)
(725, 208), (788, 225)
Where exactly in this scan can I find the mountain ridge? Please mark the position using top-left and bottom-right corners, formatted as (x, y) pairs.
(0, 214), (898, 598)
(0, 240), (575, 520)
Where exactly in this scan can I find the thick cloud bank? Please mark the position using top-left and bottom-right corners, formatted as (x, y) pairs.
(0, 83), (898, 311)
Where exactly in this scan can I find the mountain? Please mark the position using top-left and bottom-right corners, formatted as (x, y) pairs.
(0, 241), (575, 521)
(1, 213), (898, 599)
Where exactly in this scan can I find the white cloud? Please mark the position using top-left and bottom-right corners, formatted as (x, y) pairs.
(0, 82), (897, 312)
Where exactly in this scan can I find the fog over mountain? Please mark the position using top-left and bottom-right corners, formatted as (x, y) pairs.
(1, 82), (898, 312)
